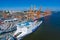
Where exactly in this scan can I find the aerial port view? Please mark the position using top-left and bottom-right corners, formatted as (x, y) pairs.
(0, 0), (60, 40)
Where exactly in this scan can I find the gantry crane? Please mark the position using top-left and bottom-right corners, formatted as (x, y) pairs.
(36, 6), (42, 19)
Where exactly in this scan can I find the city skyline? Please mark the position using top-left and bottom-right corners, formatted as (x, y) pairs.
(0, 0), (60, 11)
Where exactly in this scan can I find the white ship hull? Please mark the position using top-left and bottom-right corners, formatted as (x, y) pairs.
(13, 20), (42, 40)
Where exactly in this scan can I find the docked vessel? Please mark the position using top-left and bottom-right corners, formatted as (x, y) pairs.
(0, 18), (42, 40)
(13, 19), (42, 40)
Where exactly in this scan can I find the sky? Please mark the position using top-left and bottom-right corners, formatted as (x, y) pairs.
(0, 0), (60, 11)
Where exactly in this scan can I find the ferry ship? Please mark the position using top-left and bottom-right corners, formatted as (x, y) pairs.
(13, 18), (42, 40)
